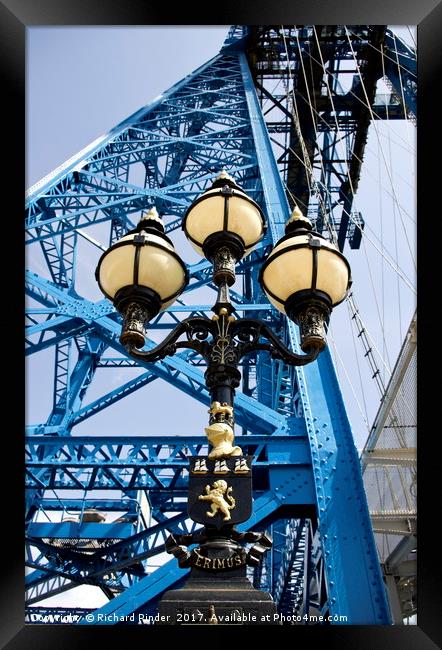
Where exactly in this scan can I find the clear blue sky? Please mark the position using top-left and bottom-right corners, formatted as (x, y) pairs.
(26, 25), (416, 450)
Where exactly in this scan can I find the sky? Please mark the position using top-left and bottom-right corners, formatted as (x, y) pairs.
(26, 25), (416, 610)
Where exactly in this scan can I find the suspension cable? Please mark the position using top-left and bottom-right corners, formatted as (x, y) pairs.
(361, 236), (392, 373)
(328, 324), (371, 434)
(277, 26), (414, 401)
(343, 26), (416, 273)
(346, 295), (387, 397)
(286, 28), (416, 291)
(345, 27), (417, 78)
(348, 303), (371, 425)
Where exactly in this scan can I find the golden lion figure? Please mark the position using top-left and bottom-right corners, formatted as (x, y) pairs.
(198, 480), (236, 521)
(208, 401), (233, 419)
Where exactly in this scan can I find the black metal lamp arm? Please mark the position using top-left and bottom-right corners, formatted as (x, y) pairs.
(123, 314), (320, 367)
(231, 318), (320, 366)
(124, 316), (216, 363)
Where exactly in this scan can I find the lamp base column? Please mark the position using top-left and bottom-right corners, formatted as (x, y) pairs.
(157, 568), (278, 625)
(157, 455), (278, 625)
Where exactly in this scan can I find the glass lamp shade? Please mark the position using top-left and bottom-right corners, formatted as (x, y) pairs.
(96, 231), (188, 312)
(182, 173), (266, 259)
(260, 233), (351, 315)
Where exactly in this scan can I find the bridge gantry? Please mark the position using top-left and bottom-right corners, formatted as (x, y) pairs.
(26, 25), (416, 624)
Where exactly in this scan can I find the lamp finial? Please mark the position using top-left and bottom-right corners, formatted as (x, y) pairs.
(140, 206), (162, 224)
(216, 169), (234, 182)
(285, 205), (313, 234)
(138, 206), (165, 233)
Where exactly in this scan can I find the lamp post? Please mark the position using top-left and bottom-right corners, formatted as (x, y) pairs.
(95, 171), (351, 625)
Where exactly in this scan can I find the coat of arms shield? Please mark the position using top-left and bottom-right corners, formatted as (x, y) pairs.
(188, 456), (253, 529)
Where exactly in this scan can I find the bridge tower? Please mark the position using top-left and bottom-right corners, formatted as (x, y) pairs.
(25, 25), (416, 624)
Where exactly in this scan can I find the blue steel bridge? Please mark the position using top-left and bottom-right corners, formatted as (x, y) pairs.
(25, 25), (416, 624)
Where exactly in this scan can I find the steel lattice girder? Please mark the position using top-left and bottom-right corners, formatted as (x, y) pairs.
(25, 436), (312, 492)
(25, 512), (196, 592)
(26, 272), (289, 436)
(23, 27), (408, 624)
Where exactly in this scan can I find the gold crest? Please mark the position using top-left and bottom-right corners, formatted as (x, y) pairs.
(204, 421), (242, 459)
(198, 479), (236, 522)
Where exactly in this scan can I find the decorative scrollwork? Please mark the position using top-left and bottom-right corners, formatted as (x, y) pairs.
(124, 316), (215, 363)
(234, 323), (261, 345)
(123, 314), (320, 367)
(232, 319), (321, 365)
(210, 337), (237, 365)
(187, 322), (213, 342)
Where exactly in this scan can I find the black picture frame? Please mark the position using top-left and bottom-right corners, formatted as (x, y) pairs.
(4, 0), (439, 647)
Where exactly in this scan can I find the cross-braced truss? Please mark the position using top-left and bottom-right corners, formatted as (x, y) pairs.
(26, 25), (416, 624)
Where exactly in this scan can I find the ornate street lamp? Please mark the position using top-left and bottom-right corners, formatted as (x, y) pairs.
(259, 205), (351, 352)
(95, 171), (351, 625)
(96, 206), (188, 349)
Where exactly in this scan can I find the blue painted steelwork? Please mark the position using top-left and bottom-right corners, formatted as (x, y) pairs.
(30, 499), (140, 511)
(383, 30), (417, 119)
(272, 519), (307, 612)
(26, 435), (312, 491)
(28, 522), (134, 539)
(25, 24), (415, 621)
(26, 575), (77, 606)
(26, 271), (288, 436)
